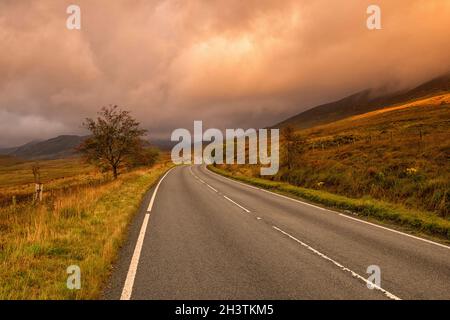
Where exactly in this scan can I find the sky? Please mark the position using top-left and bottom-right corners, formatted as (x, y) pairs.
(0, 0), (449, 147)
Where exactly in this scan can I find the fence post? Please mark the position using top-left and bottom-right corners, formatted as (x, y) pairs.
(34, 183), (44, 203)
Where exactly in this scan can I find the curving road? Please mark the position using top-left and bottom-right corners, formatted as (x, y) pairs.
(105, 165), (450, 300)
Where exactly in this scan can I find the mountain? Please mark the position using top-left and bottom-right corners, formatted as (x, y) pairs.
(0, 135), (86, 160)
(0, 135), (165, 160)
(273, 73), (450, 129)
(0, 140), (41, 156)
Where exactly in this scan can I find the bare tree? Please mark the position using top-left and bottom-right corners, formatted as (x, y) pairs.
(32, 162), (41, 184)
(78, 106), (148, 179)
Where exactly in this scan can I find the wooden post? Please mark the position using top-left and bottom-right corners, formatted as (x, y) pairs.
(34, 183), (44, 203)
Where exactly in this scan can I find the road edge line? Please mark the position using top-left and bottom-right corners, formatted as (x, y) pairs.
(205, 166), (449, 250)
(120, 166), (175, 300)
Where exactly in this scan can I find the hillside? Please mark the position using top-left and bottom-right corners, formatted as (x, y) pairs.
(219, 92), (450, 219)
(0, 135), (86, 160)
(274, 73), (450, 130)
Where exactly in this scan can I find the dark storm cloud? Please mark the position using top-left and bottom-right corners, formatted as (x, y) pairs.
(0, 0), (449, 146)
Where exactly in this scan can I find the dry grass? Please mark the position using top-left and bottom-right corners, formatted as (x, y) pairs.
(286, 94), (450, 216)
(214, 92), (450, 236)
(0, 158), (102, 207)
(0, 160), (172, 299)
(209, 166), (450, 241)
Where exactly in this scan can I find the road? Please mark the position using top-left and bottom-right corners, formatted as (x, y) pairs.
(105, 165), (450, 300)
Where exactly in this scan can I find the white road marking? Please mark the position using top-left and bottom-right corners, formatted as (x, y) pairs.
(339, 214), (450, 250)
(204, 166), (327, 212)
(121, 213), (150, 300)
(272, 226), (401, 300)
(204, 166), (449, 249)
(147, 168), (175, 212)
(121, 167), (175, 300)
(223, 195), (251, 213)
(206, 184), (218, 192)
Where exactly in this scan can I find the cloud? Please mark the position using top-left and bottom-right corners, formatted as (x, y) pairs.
(0, 0), (449, 146)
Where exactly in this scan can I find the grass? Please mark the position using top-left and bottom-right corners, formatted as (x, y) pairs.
(0, 157), (96, 187)
(0, 157), (102, 207)
(285, 93), (450, 216)
(207, 92), (450, 241)
(208, 166), (450, 242)
(226, 93), (449, 217)
(0, 160), (173, 299)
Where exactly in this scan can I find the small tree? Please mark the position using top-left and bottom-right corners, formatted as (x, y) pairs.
(32, 162), (41, 184)
(31, 162), (44, 202)
(78, 106), (148, 179)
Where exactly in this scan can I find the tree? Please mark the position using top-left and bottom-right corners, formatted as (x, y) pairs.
(128, 146), (160, 168)
(32, 162), (41, 184)
(78, 106), (148, 179)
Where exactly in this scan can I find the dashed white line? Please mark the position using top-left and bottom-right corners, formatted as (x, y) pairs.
(206, 184), (218, 192)
(204, 166), (327, 212)
(122, 167), (175, 300)
(205, 166), (448, 249)
(223, 195), (251, 213)
(339, 214), (450, 250)
(272, 226), (401, 300)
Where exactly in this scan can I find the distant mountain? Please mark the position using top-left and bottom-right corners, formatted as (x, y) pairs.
(0, 135), (87, 160)
(273, 73), (450, 129)
(0, 135), (166, 160)
(0, 140), (41, 155)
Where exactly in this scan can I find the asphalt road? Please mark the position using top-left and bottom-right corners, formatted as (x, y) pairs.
(105, 165), (450, 300)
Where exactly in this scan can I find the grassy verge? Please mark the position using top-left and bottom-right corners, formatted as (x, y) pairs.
(208, 165), (450, 242)
(0, 162), (173, 299)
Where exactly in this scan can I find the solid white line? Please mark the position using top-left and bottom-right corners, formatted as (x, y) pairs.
(223, 195), (251, 213)
(121, 167), (175, 300)
(204, 166), (327, 212)
(272, 226), (401, 300)
(121, 213), (150, 300)
(147, 168), (174, 212)
(206, 184), (218, 192)
(338, 214), (450, 250)
(205, 166), (448, 249)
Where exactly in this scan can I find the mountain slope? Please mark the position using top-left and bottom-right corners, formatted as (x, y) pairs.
(218, 90), (450, 223)
(0, 135), (86, 160)
(274, 73), (450, 129)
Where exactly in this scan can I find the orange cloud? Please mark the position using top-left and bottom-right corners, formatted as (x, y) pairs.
(0, 0), (449, 146)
